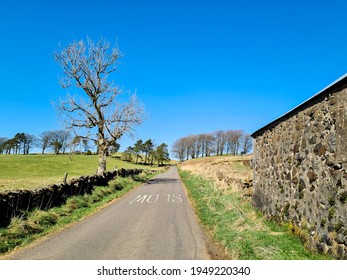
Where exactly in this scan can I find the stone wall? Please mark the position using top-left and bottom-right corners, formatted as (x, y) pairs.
(0, 168), (143, 228)
(252, 84), (347, 259)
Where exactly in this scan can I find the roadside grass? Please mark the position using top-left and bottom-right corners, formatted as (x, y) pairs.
(179, 170), (330, 260)
(0, 154), (160, 191)
(0, 172), (156, 256)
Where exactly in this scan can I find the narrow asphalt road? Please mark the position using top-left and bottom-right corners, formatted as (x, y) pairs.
(5, 166), (209, 260)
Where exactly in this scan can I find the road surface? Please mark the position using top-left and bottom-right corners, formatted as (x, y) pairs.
(5, 166), (209, 260)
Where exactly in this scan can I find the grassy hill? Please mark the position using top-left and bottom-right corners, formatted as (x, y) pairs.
(180, 154), (252, 189)
(0, 154), (157, 191)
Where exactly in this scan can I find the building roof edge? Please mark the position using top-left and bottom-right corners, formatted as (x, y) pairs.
(251, 73), (347, 138)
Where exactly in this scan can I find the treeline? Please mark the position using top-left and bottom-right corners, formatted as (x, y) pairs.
(122, 139), (170, 166)
(0, 130), (91, 155)
(172, 130), (252, 162)
(0, 133), (36, 155)
(0, 132), (170, 167)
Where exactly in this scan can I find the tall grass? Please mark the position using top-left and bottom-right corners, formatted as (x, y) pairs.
(179, 170), (329, 260)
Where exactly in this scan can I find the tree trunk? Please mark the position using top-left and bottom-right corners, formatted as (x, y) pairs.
(98, 149), (107, 174)
(97, 135), (107, 174)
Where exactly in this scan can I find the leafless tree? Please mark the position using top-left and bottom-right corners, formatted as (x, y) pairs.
(226, 129), (244, 155)
(184, 137), (192, 159)
(172, 128), (252, 161)
(195, 134), (205, 158)
(187, 135), (197, 159)
(242, 133), (253, 154)
(38, 131), (53, 154)
(172, 138), (186, 162)
(184, 135), (197, 160)
(54, 37), (144, 174)
(202, 133), (215, 157)
(49, 130), (71, 154)
(214, 130), (228, 156)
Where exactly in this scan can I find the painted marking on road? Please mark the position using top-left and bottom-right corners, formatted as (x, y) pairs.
(172, 194), (183, 203)
(129, 194), (183, 204)
(129, 195), (147, 204)
(146, 194), (159, 204)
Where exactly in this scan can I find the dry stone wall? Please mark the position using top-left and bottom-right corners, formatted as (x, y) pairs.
(0, 168), (142, 228)
(252, 86), (347, 259)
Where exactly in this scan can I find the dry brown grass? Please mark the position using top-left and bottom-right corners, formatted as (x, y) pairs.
(179, 155), (253, 192)
(179, 155), (267, 233)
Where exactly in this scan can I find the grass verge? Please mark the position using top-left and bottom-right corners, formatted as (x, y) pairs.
(179, 169), (330, 260)
(0, 171), (156, 256)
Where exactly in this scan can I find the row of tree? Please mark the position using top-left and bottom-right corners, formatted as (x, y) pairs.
(0, 131), (170, 167)
(122, 139), (170, 166)
(0, 133), (36, 155)
(0, 130), (90, 155)
(171, 130), (252, 162)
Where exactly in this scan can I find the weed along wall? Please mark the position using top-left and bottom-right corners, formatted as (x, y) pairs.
(251, 74), (347, 259)
(0, 168), (142, 228)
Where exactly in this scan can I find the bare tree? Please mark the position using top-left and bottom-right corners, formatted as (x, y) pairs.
(49, 130), (71, 154)
(172, 138), (186, 162)
(38, 131), (53, 154)
(241, 133), (253, 154)
(202, 133), (215, 157)
(214, 130), (228, 156)
(184, 135), (195, 160)
(70, 135), (83, 155)
(195, 134), (205, 158)
(186, 135), (197, 159)
(54, 37), (144, 174)
(226, 129), (243, 155)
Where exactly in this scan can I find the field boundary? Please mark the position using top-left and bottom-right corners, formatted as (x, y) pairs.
(0, 168), (144, 228)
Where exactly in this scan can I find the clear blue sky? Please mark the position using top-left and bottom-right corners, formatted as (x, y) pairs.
(1, 0), (347, 153)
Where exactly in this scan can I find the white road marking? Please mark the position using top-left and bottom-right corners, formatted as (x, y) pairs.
(146, 194), (159, 203)
(172, 194), (183, 203)
(128, 194), (183, 204)
(129, 195), (147, 204)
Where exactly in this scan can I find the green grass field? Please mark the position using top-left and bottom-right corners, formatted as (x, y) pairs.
(0, 154), (157, 191)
